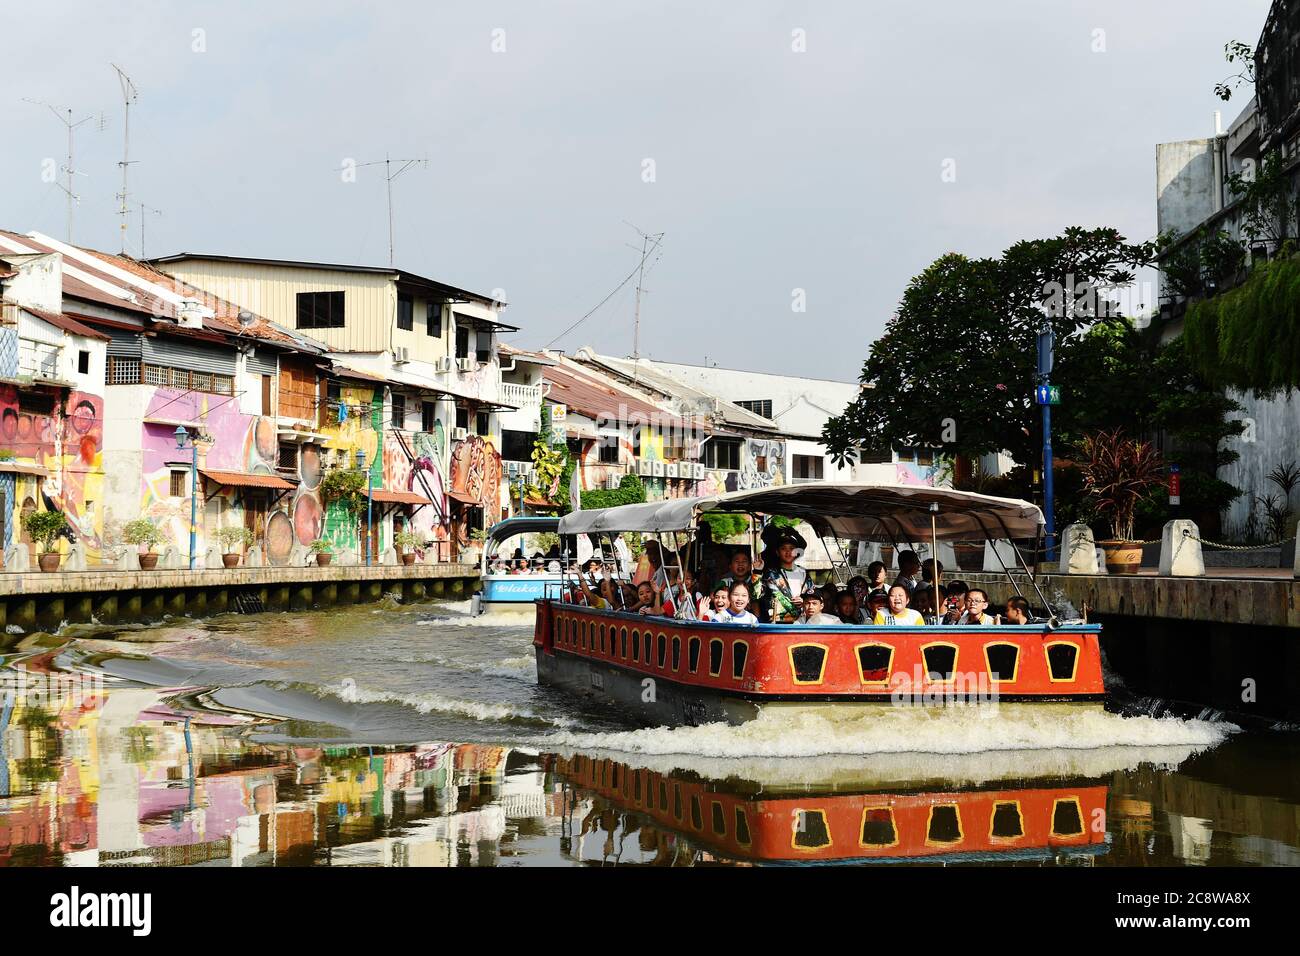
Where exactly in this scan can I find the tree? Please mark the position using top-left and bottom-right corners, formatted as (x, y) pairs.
(824, 227), (1155, 468)
(1214, 40), (1256, 102)
(1225, 152), (1300, 248)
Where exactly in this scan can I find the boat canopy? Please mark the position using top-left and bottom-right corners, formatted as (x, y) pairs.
(557, 482), (1044, 542)
(485, 516), (562, 544)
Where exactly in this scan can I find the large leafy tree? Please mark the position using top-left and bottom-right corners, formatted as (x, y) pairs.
(824, 227), (1156, 467)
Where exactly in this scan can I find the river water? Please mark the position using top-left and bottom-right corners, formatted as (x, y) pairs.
(1, 598), (1296, 867)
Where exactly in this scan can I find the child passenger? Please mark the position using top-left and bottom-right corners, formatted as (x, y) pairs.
(872, 585), (925, 626)
(701, 584), (731, 621)
(719, 581), (758, 625)
(794, 590), (842, 625)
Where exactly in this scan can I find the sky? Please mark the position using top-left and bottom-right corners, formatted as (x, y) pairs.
(0, 0), (1275, 380)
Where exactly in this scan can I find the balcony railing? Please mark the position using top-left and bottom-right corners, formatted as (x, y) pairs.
(501, 382), (542, 407)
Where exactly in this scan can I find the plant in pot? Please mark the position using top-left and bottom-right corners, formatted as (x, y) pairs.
(463, 527), (488, 565)
(308, 538), (334, 566)
(215, 526), (255, 568)
(23, 509), (68, 573)
(122, 518), (165, 570)
(1078, 428), (1165, 574)
(393, 529), (422, 565)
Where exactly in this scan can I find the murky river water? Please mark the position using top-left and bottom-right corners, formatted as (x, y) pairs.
(1, 598), (1296, 867)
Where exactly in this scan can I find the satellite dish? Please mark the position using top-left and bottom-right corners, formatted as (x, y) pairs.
(237, 310), (255, 327)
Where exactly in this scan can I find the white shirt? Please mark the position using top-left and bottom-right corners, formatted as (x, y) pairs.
(720, 608), (758, 625)
(795, 612), (843, 625)
(873, 609), (925, 626)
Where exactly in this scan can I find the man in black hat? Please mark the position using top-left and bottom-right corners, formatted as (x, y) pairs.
(761, 524), (808, 623)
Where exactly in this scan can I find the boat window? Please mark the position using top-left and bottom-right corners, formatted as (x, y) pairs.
(671, 636), (681, 671)
(599, 624), (607, 655)
(984, 643), (1020, 682)
(708, 638), (724, 677)
(644, 630), (652, 665)
(922, 643), (958, 682)
(732, 641), (749, 680)
(991, 801), (1024, 840)
(789, 643), (828, 685)
(690, 794), (703, 830)
(633, 772), (642, 803)
(1045, 643), (1079, 682)
(711, 801), (726, 836)
(580, 620), (587, 650)
(621, 627), (628, 659)
(860, 807), (897, 847)
(735, 808), (752, 846)
(688, 637), (701, 673)
(1052, 798), (1085, 837)
(856, 643), (893, 684)
(659, 781), (668, 811)
(927, 805), (963, 845)
(657, 633), (668, 669)
(632, 629), (640, 661)
(673, 785), (683, 822)
(792, 809), (832, 850)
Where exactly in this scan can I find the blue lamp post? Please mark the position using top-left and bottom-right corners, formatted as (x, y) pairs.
(355, 447), (374, 566)
(174, 425), (198, 570)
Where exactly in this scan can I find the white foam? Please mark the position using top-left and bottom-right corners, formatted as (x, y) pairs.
(539, 706), (1235, 761)
(325, 684), (575, 729)
(387, 653), (537, 681)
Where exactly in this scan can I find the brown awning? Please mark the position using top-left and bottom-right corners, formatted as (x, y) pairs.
(369, 489), (431, 506)
(446, 489), (480, 505)
(200, 469), (295, 490)
(0, 461), (49, 476)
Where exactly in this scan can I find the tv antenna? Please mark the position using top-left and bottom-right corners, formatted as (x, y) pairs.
(138, 201), (162, 258)
(351, 154), (428, 266)
(623, 221), (664, 359)
(24, 99), (93, 243)
(112, 63), (139, 254)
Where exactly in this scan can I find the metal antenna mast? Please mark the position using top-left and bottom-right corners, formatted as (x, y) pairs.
(25, 99), (93, 242)
(623, 222), (663, 359)
(112, 64), (139, 254)
(353, 154), (428, 266)
(138, 201), (163, 259)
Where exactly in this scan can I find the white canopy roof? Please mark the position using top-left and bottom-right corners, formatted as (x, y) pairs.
(557, 482), (1044, 542)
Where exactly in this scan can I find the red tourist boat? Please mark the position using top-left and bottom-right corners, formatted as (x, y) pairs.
(552, 753), (1108, 865)
(534, 483), (1104, 726)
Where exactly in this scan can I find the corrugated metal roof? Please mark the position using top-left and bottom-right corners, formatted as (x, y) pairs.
(370, 489), (431, 505)
(542, 362), (694, 431)
(17, 306), (111, 341)
(199, 469), (296, 490)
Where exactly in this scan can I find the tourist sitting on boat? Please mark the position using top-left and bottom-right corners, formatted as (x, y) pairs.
(911, 584), (941, 624)
(793, 588), (841, 625)
(675, 566), (704, 619)
(939, 580), (969, 624)
(716, 581), (758, 625)
(573, 567), (612, 609)
(835, 589), (870, 625)
(873, 584), (925, 626)
(865, 561), (888, 591)
(718, 547), (764, 611)
(865, 589), (889, 621)
(919, 558), (943, 591)
(1003, 595), (1032, 625)
(761, 526), (808, 623)
(893, 550), (922, 594)
(958, 588), (996, 625)
(701, 583), (731, 621)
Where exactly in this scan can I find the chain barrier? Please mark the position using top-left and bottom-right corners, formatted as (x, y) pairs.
(1180, 529), (1296, 552)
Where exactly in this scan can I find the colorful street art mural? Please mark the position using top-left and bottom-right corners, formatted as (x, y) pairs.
(449, 434), (502, 527)
(0, 383), (105, 559)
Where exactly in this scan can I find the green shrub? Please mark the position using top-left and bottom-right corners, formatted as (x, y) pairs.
(215, 526), (254, 552)
(22, 510), (67, 554)
(122, 518), (165, 550)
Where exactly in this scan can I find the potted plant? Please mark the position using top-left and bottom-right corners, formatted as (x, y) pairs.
(215, 526), (255, 568)
(122, 518), (166, 569)
(308, 538), (334, 566)
(22, 509), (68, 573)
(393, 529), (422, 565)
(463, 527), (488, 565)
(1078, 429), (1165, 574)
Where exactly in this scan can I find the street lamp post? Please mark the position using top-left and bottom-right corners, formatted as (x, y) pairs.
(1036, 327), (1056, 562)
(174, 425), (198, 570)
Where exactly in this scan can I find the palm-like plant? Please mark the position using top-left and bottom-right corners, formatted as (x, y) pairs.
(1078, 429), (1165, 542)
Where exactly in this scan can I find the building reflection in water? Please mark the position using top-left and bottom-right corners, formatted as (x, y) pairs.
(1, 676), (1297, 867)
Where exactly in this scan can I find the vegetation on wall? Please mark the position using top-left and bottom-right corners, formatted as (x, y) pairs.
(1184, 252), (1300, 396)
(319, 467), (370, 515)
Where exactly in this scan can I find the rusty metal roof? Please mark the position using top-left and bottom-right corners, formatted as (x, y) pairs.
(199, 469), (296, 490)
(369, 489), (431, 506)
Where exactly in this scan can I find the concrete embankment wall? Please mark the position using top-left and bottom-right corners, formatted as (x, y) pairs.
(0, 564), (480, 640)
(965, 572), (1300, 723)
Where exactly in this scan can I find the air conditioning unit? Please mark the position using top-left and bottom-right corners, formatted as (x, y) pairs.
(651, 461), (665, 478)
(393, 346), (410, 364)
(505, 460), (522, 476)
(434, 356), (452, 372)
(453, 426), (468, 441)
(665, 462), (678, 478)
(694, 463), (706, 479)
(604, 474), (622, 490)
(457, 357), (475, 372)
(637, 459), (652, 477)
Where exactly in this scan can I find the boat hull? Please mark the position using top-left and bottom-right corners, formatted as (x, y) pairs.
(533, 600), (1105, 727)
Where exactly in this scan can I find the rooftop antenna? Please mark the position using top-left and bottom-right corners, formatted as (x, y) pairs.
(24, 99), (93, 243)
(352, 154), (428, 266)
(112, 63), (139, 254)
(138, 201), (162, 259)
(622, 221), (663, 363)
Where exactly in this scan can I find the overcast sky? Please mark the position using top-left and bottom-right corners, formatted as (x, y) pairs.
(0, 0), (1274, 379)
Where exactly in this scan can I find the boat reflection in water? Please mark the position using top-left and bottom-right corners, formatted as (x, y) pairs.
(552, 753), (1109, 866)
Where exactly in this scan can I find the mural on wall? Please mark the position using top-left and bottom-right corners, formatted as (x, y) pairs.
(406, 425), (448, 542)
(894, 462), (935, 487)
(0, 384), (105, 558)
(741, 438), (784, 490)
(449, 434), (503, 526)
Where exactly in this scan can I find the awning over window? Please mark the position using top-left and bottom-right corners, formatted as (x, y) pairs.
(446, 489), (480, 505)
(0, 461), (49, 477)
(369, 489), (431, 506)
(200, 469), (296, 490)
